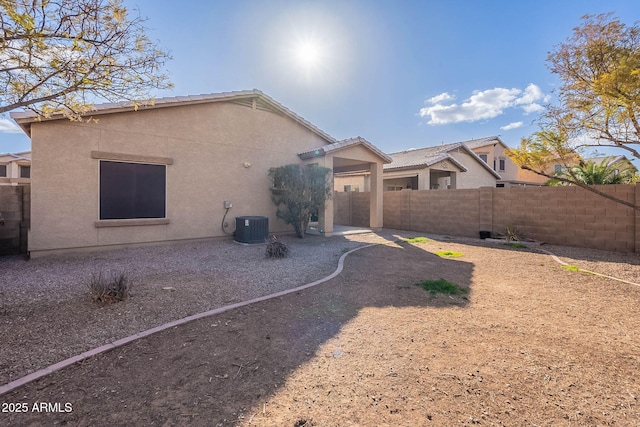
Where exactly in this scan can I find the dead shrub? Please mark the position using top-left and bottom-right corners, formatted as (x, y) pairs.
(88, 272), (132, 304)
(265, 235), (289, 259)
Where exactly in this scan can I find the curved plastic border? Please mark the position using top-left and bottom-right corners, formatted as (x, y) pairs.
(0, 244), (375, 396)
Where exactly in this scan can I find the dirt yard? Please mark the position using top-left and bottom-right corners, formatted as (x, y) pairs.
(2, 235), (640, 426)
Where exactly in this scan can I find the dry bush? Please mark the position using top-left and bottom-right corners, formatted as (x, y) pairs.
(88, 272), (132, 304)
(265, 235), (289, 259)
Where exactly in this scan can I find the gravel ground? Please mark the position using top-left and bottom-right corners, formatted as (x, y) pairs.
(1, 230), (639, 387)
(0, 233), (375, 385)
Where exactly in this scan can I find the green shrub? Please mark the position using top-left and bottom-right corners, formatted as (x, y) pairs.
(88, 272), (132, 304)
(268, 164), (331, 238)
(417, 278), (468, 295)
(562, 265), (580, 272)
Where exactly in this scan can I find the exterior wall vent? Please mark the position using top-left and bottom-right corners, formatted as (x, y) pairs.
(234, 216), (269, 244)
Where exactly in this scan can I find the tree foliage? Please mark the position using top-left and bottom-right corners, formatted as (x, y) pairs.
(0, 0), (172, 120)
(269, 164), (332, 238)
(508, 13), (640, 208)
(547, 13), (640, 153)
(546, 158), (637, 186)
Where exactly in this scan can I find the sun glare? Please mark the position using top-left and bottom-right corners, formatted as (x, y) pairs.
(294, 40), (323, 68)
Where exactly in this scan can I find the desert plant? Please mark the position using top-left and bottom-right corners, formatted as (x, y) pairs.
(268, 164), (332, 238)
(416, 278), (468, 296)
(88, 272), (132, 304)
(546, 158), (636, 186)
(265, 235), (289, 259)
(505, 225), (524, 241)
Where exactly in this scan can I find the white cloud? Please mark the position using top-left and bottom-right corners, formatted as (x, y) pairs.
(427, 92), (456, 104)
(419, 84), (548, 125)
(521, 103), (545, 114)
(501, 121), (523, 131)
(0, 118), (23, 134)
(514, 83), (546, 105)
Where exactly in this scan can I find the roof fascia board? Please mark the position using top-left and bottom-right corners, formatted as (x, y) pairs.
(10, 90), (337, 144)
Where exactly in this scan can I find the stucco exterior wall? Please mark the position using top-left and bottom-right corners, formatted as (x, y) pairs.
(28, 101), (330, 255)
(334, 174), (368, 192)
(448, 150), (498, 188)
(468, 143), (519, 181)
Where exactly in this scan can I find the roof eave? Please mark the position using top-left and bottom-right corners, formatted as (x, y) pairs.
(9, 89), (338, 144)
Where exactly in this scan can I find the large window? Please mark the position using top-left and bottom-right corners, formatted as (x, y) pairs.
(100, 161), (166, 220)
(19, 165), (30, 178)
(0, 164), (6, 177)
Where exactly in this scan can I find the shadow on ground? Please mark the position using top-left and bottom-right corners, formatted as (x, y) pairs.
(3, 239), (473, 426)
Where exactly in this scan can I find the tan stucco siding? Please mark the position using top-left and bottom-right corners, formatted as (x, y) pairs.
(448, 151), (498, 188)
(469, 144), (519, 181)
(28, 102), (330, 253)
(334, 174), (368, 192)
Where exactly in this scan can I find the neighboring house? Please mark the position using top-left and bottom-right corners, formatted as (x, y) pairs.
(588, 155), (637, 175)
(11, 90), (390, 257)
(462, 136), (542, 187)
(516, 154), (637, 185)
(335, 140), (501, 191)
(0, 151), (31, 185)
(383, 142), (501, 190)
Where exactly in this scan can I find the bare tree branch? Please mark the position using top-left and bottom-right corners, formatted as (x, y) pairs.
(0, 0), (172, 120)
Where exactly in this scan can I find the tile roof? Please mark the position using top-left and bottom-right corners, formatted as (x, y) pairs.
(585, 155), (625, 164)
(385, 141), (502, 179)
(10, 89), (337, 143)
(0, 152), (31, 161)
(385, 142), (466, 170)
(298, 136), (392, 163)
(461, 136), (506, 150)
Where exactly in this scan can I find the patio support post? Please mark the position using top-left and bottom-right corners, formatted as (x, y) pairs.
(370, 161), (383, 229)
(418, 169), (429, 190)
(321, 156), (334, 236)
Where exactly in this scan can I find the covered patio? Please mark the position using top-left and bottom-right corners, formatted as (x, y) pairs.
(298, 137), (392, 236)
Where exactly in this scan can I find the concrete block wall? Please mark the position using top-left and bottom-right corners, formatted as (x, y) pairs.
(333, 192), (370, 228)
(491, 185), (635, 252)
(0, 185), (30, 255)
(351, 193), (370, 227)
(336, 184), (640, 253)
(333, 192), (351, 226)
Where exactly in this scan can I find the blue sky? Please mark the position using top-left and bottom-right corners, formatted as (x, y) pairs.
(2, 0), (639, 154)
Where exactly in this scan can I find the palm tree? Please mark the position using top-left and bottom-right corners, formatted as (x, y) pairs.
(546, 158), (637, 186)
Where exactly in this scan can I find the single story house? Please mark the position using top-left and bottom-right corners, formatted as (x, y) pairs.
(0, 151), (31, 185)
(11, 89), (390, 257)
(335, 140), (501, 191)
(334, 135), (549, 192)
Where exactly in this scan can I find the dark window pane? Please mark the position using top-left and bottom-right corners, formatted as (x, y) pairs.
(20, 166), (30, 178)
(100, 161), (166, 220)
(0, 165), (6, 177)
